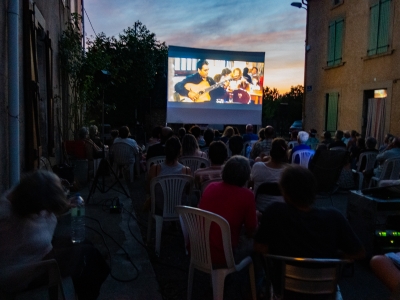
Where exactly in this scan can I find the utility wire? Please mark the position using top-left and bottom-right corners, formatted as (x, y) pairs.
(83, 7), (97, 37)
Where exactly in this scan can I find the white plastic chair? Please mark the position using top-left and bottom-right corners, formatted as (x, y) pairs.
(176, 206), (256, 300)
(352, 151), (378, 190)
(147, 175), (193, 256)
(111, 143), (137, 182)
(264, 254), (352, 299)
(0, 259), (76, 300)
(291, 149), (315, 168)
(179, 156), (210, 177)
(369, 157), (400, 188)
(146, 155), (166, 174)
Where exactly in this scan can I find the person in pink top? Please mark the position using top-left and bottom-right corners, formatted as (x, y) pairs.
(199, 156), (257, 266)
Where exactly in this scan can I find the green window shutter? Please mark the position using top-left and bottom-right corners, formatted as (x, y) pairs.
(368, 3), (380, 55)
(326, 93), (339, 132)
(377, 0), (391, 54)
(334, 19), (344, 65)
(327, 22), (336, 66)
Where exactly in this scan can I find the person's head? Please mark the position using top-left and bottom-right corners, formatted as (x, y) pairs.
(270, 138), (288, 163)
(335, 130), (344, 141)
(165, 136), (181, 162)
(78, 127), (89, 139)
(160, 127), (173, 144)
(290, 130), (299, 141)
(323, 131), (332, 140)
(265, 126), (275, 139)
(365, 137), (376, 149)
(355, 137), (365, 149)
(203, 128), (215, 146)
(119, 126), (130, 139)
(251, 67), (258, 75)
(229, 135), (244, 156)
(279, 165), (317, 208)
(208, 141), (228, 165)
(9, 170), (68, 217)
(222, 126), (234, 138)
(232, 68), (242, 80)
(243, 67), (249, 75)
(233, 127), (240, 136)
(111, 130), (119, 139)
(385, 133), (394, 144)
(181, 134), (199, 156)
(391, 137), (400, 148)
(197, 59), (209, 78)
(152, 126), (163, 139)
(222, 156), (251, 187)
(214, 130), (221, 138)
(190, 125), (201, 139)
(89, 125), (98, 137)
(343, 130), (351, 139)
(309, 129), (317, 138)
(221, 68), (231, 77)
(297, 131), (309, 144)
(214, 74), (222, 83)
(246, 124), (253, 133)
(178, 127), (186, 139)
(258, 128), (265, 140)
(351, 130), (360, 138)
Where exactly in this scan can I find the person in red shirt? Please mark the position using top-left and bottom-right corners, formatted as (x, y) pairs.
(198, 155), (257, 266)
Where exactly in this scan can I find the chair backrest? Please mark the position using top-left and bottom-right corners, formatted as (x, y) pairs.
(265, 254), (352, 296)
(379, 158), (400, 181)
(356, 152), (378, 172)
(291, 149), (315, 168)
(150, 175), (193, 219)
(287, 141), (298, 150)
(146, 156), (166, 172)
(111, 143), (136, 165)
(176, 206), (236, 271)
(179, 156), (210, 177)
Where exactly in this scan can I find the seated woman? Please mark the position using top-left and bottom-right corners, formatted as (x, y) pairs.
(181, 134), (207, 158)
(78, 127), (103, 160)
(199, 156), (257, 266)
(250, 138), (288, 212)
(0, 170), (109, 299)
(147, 136), (191, 213)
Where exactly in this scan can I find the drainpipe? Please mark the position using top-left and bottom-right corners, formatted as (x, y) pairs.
(8, 0), (20, 187)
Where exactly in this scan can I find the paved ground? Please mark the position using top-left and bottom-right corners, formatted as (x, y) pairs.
(57, 171), (393, 300)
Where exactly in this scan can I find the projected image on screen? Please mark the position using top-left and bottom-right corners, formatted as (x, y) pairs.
(167, 46), (265, 125)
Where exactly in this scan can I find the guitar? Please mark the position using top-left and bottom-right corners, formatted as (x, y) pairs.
(178, 80), (229, 102)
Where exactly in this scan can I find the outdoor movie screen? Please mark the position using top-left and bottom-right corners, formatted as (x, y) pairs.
(167, 46), (265, 125)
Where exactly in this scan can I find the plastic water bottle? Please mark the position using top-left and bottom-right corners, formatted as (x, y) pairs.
(70, 193), (85, 243)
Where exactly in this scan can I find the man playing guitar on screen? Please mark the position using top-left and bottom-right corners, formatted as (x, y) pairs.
(174, 59), (227, 102)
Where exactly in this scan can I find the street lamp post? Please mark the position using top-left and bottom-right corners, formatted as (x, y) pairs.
(290, 0), (308, 130)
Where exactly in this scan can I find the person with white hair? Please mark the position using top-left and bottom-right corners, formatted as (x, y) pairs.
(289, 130), (311, 163)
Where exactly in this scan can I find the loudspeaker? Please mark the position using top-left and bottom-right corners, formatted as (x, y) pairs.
(347, 191), (400, 257)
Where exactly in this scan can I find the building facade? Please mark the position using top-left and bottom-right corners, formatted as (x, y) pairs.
(304, 0), (400, 145)
(1, 0), (82, 192)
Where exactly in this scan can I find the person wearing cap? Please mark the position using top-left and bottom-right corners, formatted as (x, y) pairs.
(288, 131), (311, 163)
(305, 129), (319, 150)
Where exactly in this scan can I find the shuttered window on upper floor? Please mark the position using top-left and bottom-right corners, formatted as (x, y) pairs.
(327, 19), (344, 67)
(368, 0), (391, 56)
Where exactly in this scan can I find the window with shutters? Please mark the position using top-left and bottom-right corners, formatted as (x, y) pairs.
(327, 19), (344, 67)
(367, 0), (391, 56)
(325, 92), (339, 132)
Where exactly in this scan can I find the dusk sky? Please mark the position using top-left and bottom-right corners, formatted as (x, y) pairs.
(84, 0), (307, 93)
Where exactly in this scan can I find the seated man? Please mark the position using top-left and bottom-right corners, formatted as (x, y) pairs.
(288, 131), (311, 163)
(146, 127), (173, 160)
(374, 136), (400, 178)
(194, 141), (227, 189)
(254, 165), (365, 297)
(199, 156), (257, 266)
(228, 135), (244, 157)
(328, 130), (347, 149)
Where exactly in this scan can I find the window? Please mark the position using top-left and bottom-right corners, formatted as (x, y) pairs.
(325, 92), (339, 132)
(327, 19), (344, 66)
(367, 0), (391, 56)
